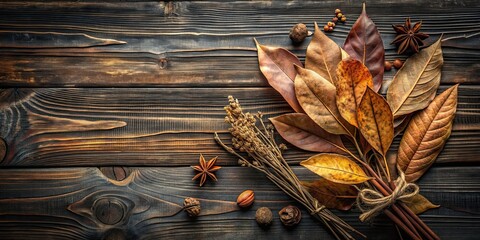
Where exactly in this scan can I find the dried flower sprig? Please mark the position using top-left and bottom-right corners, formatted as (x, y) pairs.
(214, 96), (364, 240)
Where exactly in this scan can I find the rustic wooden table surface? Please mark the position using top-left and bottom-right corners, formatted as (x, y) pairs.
(0, 1), (479, 239)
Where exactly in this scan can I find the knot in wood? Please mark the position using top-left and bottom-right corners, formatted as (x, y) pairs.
(102, 228), (126, 240)
(93, 198), (125, 225)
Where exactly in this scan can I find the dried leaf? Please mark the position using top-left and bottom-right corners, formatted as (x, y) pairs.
(397, 85), (458, 182)
(269, 113), (346, 154)
(254, 38), (304, 113)
(302, 179), (358, 211)
(357, 87), (394, 156)
(294, 65), (354, 136)
(343, 3), (384, 92)
(305, 22), (343, 84)
(336, 59), (374, 127)
(394, 114), (412, 137)
(387, 37), (443, 118)
(402, 193), (440, 215)
(300, 153), (372, 184)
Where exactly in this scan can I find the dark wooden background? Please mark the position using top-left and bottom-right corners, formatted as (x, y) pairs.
(1, 1), (479, 239)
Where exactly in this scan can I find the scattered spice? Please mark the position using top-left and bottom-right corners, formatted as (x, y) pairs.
(289, 23), (308, 43)
(237, 189), (255, 208)
(256, 207), (273, 227)
(279, 205), (302, 227)
(191, 154), (221, 187)
(183, 197), (201, 217)
(391, 17), (429, 54)
(384, 60), (393, 71)
(393, 59), (403, 69)
(324, 8), (346, 32)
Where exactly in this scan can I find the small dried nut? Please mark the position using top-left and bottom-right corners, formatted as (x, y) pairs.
(279, 205), (301, 227)
(237, 190), (254, 208)
(335, 9), (342, 14)
(393, 59), (404, 69)
(255, 207), (273, 227)
(289, 23), (308, 43)
(384, 61), (393, 71)
(183, 197), (201, 217)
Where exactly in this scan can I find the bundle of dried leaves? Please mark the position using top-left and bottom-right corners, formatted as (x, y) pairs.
(219, 2), (454, 240)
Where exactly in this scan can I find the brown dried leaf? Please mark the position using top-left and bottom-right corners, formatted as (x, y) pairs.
(269, 113), (346, 154)
(302, 179), (358, 211)
(387, 37), (443, 118)
(254, 38), (303, 113)
(305, 22), (343, 84)
(336, 59), (374, 127)
(300, 153), (372, 184)
(402, 193), (440, 215)
(394, 114), (412, 137)
(343, 3), (384, 92)
(357, 87), (394, 156)
(294, 65), (354, 136)
(397, 85), (458, 182)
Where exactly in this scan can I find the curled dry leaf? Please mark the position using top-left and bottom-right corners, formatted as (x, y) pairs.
(305, 22), (343, 85)
(294, 65), (354, 136)
(402, 193), (440, 215)
(357, 87), (394, 156)
(343, 3), (384, 92)
(397, 84), (458, 182)
(302, 179), (358, 211)
(300, 153), (372, 185)
(254, 38), (304, 113)
(336, 59), (374, 127)
(387, 37), (443, 118)
(269, 113), (346, 154)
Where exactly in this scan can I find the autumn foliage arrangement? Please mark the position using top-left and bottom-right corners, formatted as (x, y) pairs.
(217, 3), (456, 240)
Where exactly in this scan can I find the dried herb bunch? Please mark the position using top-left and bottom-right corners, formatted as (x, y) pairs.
(215, 96), (363, 240)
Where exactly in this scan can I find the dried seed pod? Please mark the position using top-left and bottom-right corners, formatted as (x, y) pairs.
(237, 190), (255, 208)
(289, 23), (308, 43)
(255, 207), (273, 227)
(393, 59), (404, 69)
(279, 205), (301, 227)
(183, 197), (201, 217)
(384, 61), (393, 71)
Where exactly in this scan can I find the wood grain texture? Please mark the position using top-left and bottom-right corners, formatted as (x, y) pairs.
(0, 1), (479, 87)
(0, 86), (478, 166)
(0, 166), (478, 240)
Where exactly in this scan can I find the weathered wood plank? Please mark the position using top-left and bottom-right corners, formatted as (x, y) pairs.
(0, 1), (479, 87)
(0, 166), (478, 240)
(0, 86), (478, 166)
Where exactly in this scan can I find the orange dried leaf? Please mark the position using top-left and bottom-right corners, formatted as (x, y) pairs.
(269, 113), (346, 154)
(336, 59), (374, 127)
(254, 38), (304, 113)
(294, 65), (354, 136)
(357, 87), (394, 156)
(397, 85), (458, 182)
(300, 153), (372, 184)
(302, 179), (358, 211)
(305, 22), (343, 84)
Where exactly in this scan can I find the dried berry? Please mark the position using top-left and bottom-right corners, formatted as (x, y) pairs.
(393, 59), (403, 69)
(328, 26), (334, 32)
(335, 9), (342, 14)
(332, 17), (338, 23)
(237, 190), (255, 208)
(279, 205), (301, 227)
(341, 16), (347, 22)
(289, 23), (308, 43)
(255, 207), (273, 227)
(183, 197), (201, 217)
(384, 61), (393, 71)
(323, 25), (330, 32)
(327, 22), (335, 28)
(336, 13), (343, 19)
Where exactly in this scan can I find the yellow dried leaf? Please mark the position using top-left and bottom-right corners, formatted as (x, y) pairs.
(357, 87), (394, 156)
(300, 153), (372, 184)
(402, 193), (440, 215)
(397, 85), (458, 182)
(294, 65), (354, 136)
(336, 59), (374, 127)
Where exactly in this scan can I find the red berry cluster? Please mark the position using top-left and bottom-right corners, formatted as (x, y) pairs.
(324, 9), (347, 32)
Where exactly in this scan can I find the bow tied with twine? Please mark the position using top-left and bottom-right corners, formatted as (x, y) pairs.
(357, 169), (419, 222)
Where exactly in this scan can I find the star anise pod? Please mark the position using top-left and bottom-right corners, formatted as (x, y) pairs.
(192, 154), (221, 187)
(391, 17), (429, 54)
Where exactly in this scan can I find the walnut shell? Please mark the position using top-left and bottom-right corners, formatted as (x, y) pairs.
(237, 190), (254, 208)
(289, 23), (308, 43)
(255, 207), (273, 227)
(279, 205), (301, 227)
(183, 197), (201, 217)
